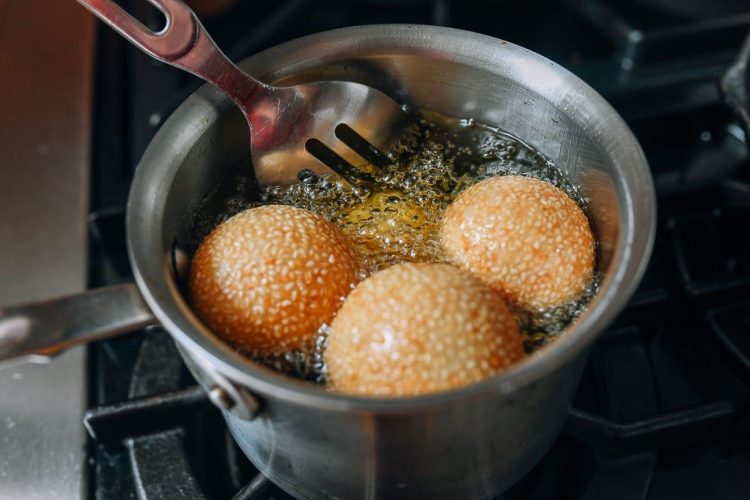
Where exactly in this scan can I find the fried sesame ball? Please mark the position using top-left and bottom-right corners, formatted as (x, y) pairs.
(325, 263), (524, 397)
(440, 175), (596, 311)
(189, 205), (360, 353)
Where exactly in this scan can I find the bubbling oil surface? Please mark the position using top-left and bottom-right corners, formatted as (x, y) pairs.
(191, 112), (600, 383)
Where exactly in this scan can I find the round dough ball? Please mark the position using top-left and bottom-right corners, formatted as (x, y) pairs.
(325, 262), (524, 396)
(441, 175), (595, 311)
(190, 205), (360, 353)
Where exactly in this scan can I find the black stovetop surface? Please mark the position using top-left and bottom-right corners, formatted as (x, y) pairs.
(86, 1), (750, 499)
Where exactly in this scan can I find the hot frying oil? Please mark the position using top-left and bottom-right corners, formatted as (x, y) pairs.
(191, 112), (600, 381)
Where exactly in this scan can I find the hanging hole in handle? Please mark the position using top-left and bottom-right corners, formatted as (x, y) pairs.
(0, 316), (55, 367)
(111, 0), (168, 34)
(0, 316), (32, 352)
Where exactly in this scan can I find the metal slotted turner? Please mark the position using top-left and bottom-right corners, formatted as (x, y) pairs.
(78, 0), (412, 185)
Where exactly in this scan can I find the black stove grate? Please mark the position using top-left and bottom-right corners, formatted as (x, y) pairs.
(86, 1), (750, 498)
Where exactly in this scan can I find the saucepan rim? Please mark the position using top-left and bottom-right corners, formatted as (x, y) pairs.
(127, 24), (656, 413)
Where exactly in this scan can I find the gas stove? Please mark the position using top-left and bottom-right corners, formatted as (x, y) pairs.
(4, 1), (750, 499)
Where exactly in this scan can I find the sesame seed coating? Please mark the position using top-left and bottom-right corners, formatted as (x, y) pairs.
(189, 205), (360, 353)
(325, 263), (525, 397)
(440, 175), (596, 311)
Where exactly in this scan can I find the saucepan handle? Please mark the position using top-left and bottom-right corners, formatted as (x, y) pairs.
(0, 284), (156, 366)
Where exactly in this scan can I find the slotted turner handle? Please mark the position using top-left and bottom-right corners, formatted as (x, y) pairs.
(77, 0), (267, 110)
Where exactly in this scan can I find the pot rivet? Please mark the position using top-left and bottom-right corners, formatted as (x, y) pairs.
(207, 385), (235, 411)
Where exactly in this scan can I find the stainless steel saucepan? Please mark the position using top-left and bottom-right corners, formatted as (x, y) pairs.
(0, 25), (655, 499)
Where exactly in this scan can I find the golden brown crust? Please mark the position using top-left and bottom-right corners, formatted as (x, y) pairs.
(441, 176), (595, 311)
(189, 205), (359, 353)
(325, 262), (525, 396)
